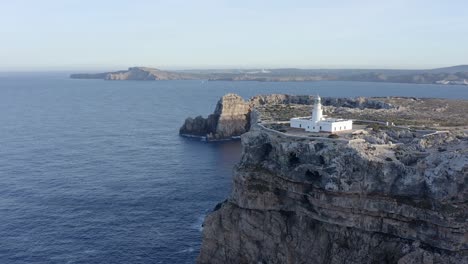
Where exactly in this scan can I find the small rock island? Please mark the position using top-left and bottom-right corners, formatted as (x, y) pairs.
(184, 94), (468, 264)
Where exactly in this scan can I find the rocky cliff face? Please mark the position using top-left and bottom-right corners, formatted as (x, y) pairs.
(179, 94), (251, 140)
(197, 112), (468, 263)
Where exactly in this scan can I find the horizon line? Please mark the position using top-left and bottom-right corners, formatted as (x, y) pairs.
(0, 63), (467, 73)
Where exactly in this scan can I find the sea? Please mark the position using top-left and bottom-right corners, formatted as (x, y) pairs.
(0, 73), (467, 264)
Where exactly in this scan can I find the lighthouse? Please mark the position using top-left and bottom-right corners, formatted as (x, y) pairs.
(290, 95), (353, 133)
(311, 95), (323, 123)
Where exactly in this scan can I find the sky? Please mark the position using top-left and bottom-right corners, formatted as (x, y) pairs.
(1, 0), (468, 71)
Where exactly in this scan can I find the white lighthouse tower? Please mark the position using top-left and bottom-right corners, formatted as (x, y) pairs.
(311, 95), (323, 123)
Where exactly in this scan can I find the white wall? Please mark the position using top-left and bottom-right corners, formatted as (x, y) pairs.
(290, 118), (310, 129)
(330, 120), (353, 132)
(291, 118), (319, 132)
(291, 118), (352, 133)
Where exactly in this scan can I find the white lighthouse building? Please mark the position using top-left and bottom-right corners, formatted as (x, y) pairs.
(290, 96), (352, 133)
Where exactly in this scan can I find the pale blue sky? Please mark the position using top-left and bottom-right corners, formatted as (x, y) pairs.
(1, 0), (468, 71)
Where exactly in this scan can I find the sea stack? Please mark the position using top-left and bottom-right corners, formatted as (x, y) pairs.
(179, 94), (251, 141)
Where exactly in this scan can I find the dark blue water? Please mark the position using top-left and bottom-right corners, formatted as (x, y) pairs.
(0, 73), (467, 264)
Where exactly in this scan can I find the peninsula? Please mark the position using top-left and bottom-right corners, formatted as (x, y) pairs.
(183, 94), (468, 263)
(71, 65), (468, 85)
(70, 67), (199, 80)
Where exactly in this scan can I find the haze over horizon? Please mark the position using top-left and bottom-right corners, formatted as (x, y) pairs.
(2, 0), (468, 71)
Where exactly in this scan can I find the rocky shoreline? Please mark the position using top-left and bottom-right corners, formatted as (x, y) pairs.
(188, 94), (468, 264)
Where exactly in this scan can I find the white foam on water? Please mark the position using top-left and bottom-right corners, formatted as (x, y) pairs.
(191, 214), (206, 232)
(83, 249), (98, 254)
(177, 247), (195, 253)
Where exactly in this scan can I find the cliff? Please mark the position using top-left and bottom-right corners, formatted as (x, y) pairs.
(197, 98), (468, 264)
(179, 94), (251, 141)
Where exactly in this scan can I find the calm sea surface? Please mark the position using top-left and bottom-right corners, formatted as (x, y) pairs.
(0, 73), (467, 264)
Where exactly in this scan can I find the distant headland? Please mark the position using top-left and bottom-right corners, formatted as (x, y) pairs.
(70, 67), (198, 81)
(71, 65), (468, 85)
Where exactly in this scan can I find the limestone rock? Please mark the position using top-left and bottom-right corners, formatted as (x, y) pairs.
(197, 110), (468, 263)
(179, 93), (250, 140)
(212, 93), (251, 139)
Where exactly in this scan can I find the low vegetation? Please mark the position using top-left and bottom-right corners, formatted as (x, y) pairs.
(257, 97), (468, 128)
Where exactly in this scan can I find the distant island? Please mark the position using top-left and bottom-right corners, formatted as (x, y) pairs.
(71, 65), (468, 85)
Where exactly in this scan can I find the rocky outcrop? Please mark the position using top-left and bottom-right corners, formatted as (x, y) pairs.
(197, 111), (468, 263)
(179, 94), (251, 141)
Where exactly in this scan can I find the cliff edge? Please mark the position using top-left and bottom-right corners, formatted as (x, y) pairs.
(197, 98), (468, 263)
